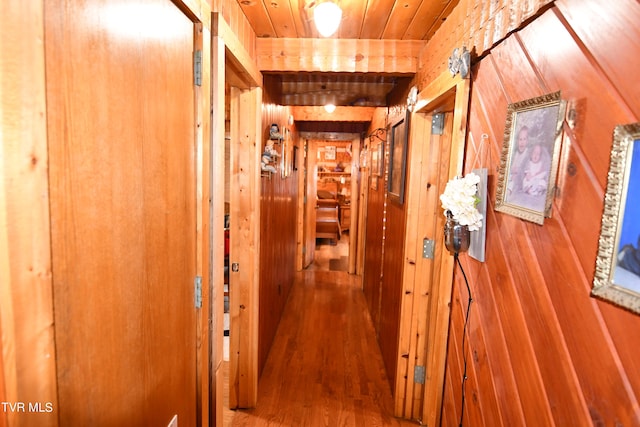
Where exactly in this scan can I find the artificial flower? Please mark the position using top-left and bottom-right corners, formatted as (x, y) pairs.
(439, 173), (483, 231)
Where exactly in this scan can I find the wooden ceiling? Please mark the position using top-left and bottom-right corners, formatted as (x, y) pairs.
(237, 0), (461, 118)
(237, 0), (459, 40)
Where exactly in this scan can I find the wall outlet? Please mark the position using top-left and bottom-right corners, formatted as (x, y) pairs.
(168, 414), (178, 427)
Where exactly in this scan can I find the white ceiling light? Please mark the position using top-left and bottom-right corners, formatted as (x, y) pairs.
(324, 103), (336, 113)
(314, 2), (342, 37)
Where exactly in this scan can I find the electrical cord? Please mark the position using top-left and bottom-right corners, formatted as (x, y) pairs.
(455, 252), (473, 427)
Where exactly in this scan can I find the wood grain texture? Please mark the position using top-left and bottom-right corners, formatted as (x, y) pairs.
(417, 0), (553, 87)
(291, 106), (376, 122)
(379, 108), (408, 395)
(362, 108), (388, 331)
(256, 38), (423, 73)
(1, 1), (58, 426)
(213, 0), (257, 59)
(211, 32), (227, 427)
(229, 86), (261, 409)
(236, 0), (455, 40)
(46, 0), (199, 424)
(228, 270), (419, 427)
(258, 103), (299, 378)
(435, 1), (640, 425)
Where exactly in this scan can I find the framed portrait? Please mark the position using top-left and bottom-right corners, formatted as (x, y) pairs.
(388, 113), (409, 204)
(494, 91), (566, 224)
(592, 123), (640, 315)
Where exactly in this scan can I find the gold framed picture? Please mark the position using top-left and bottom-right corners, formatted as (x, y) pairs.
(592, 122), (640, 315)
(494, 91), (566, 224)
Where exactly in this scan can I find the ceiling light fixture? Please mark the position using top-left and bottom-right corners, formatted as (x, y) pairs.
(314, 2), (342, 37)
(324, 103), (336, 113)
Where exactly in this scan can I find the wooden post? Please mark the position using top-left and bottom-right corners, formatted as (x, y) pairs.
(210, 28), (226, 427)
(1, 2), (58, 426)
(229, 86), (261, 409)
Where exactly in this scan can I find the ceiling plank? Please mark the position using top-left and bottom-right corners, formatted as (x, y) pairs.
(404, 0), (460, 40)
(256, 38), (424, 73)
(289, 0), (313, 37)
(382, 0), (423, 40)
(291, 105), (376, 122)
(360, 0), (396, 39)
(263, 0), (298, 37)
(237, 0), (276, 37)
(337, 0), (368, 39)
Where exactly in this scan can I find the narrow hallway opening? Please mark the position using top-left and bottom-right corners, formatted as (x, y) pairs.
(223, 238), (418, 426)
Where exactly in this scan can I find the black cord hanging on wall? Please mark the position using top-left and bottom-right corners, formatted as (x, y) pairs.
(454, 252), (473, 427)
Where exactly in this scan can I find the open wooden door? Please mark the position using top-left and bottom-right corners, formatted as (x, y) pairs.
(46, 0), (201, 424)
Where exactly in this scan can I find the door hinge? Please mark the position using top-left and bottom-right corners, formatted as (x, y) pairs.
(194, 50), (202, 87)
(423, 238), (435, 259)
(432, 113), (444, 135)
(414, 365), (426, 384)
(194, 276), (202, 308)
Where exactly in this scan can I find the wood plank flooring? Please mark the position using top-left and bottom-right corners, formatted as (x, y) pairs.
(224, 265), (418, 426)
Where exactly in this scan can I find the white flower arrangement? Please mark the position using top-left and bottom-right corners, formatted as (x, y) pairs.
(439, 172), (483, 231)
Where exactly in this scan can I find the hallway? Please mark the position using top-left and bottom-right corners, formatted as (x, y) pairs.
(225, 238), (418, 426)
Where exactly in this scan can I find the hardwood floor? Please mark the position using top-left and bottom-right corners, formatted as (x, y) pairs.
(224, 239), (419, 426)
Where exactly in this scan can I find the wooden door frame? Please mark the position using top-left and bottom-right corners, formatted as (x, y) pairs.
(211, 12), (263, 413)
(393, 73), (471, 423)
(348, 136), (361, 274)
(297, 133), (362, 273)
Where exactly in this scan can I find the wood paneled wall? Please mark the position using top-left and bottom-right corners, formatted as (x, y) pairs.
(375, 106), (410, 390)
(438, 0), (640, 425)
(362, 108), (389, 331)
(417, 0), (553, 88)
(258, 102), (299, 375)
(3, 1), (215, 425)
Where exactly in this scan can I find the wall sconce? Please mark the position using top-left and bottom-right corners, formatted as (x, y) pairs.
(324, 103), (336, 113)
(314, 2), (342, 37)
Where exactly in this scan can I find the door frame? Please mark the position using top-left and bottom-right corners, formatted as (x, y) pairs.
(393, 73), (471, 422)
(211, 12), (263, 413)
(297, 133), (362, 273)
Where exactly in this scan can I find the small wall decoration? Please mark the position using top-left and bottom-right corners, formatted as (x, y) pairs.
(494, 91), (566, 224)
(325, 145), (336, 160)
(388, 112), (409, 204)
(448, 46), (471, 79)
(592, 122), (640, 315)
